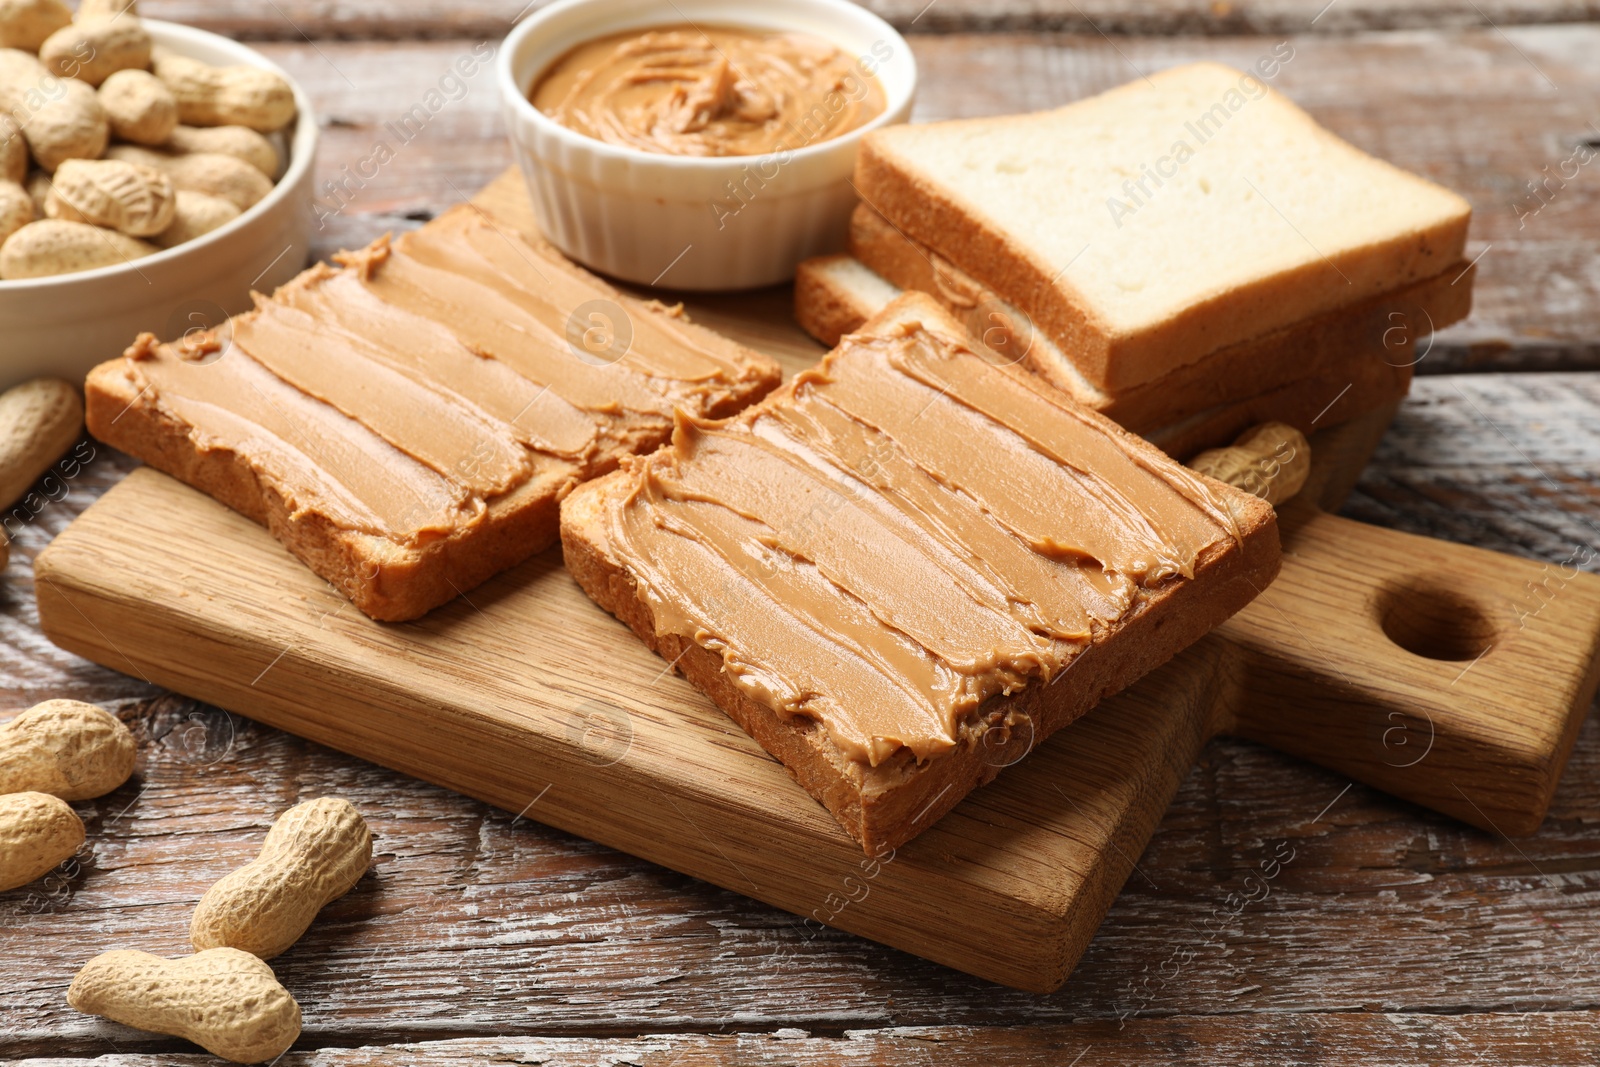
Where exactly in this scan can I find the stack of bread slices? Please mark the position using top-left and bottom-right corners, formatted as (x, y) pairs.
(796, 62), (1474, 458)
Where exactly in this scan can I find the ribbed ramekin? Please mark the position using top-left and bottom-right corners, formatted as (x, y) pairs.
(497, 0), (916, 291)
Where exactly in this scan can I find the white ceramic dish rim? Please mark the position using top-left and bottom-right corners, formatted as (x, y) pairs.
(496, 0), (917, 173)
(0, 19), (318, 292)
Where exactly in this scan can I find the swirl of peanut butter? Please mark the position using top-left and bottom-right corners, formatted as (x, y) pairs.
(532, 26), (886, 157)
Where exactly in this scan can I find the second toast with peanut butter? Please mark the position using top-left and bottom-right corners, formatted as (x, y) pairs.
(563, 293), (1280, 852)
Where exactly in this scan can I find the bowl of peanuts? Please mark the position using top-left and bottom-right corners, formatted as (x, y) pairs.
(0, 1), (316, 391)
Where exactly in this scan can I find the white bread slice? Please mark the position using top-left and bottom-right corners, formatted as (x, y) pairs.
(856, 62), (1472, 393)
(792, 253), (1441, 459)
(564, 292), (1281, 853)
(793, 252), (901, 348)
(845, 201), (1471, 433)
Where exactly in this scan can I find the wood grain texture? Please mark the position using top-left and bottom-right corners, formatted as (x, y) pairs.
(6, 670), (1600, 1052)
(126, 0), (1600, 38)
(0, 446), (160, 712)
(253, 28), (1600, 374)
(2, 20), (1599, 1064)
(17, 1012), (1600, 1064)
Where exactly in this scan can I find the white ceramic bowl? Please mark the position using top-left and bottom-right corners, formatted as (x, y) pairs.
(0, 20), (317, 392)
(498, 0), (916, 291)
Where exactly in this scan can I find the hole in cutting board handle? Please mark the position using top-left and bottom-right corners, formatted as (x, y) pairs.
(1378, 580), (1499, 662)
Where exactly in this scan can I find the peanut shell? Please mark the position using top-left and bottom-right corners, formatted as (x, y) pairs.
(0, 177), (31, 243)
(0, 699), (135, 800)
(0, 790), (83, 891)
(46, 156), (175, 236)
(1188, 421), (1311, 507)
(39, 16), (150, 87)
(68, 948), (301, 1064)
(0, 50), (110, 171)
(153, 188), (237, 248)
(0, 0), (71, 51)
(153, 52), (295, 133)
(0, 113), (24, 184)
(106, 143), (270, 210)
(98, 67), (176, 144)
(166, 122), (278, 176)
(0, 217), (155, 278)
(191, 796), (372, 959)
(76, 0), (138, 18)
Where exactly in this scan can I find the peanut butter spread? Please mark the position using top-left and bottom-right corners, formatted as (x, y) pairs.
(603, 310), (1245, 766)
(122, 205), (771, 544)
(531, 26), (885, 157)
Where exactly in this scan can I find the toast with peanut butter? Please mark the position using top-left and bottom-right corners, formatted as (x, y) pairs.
(85, 205), (781, 621)
(562, 293), (1280, 853)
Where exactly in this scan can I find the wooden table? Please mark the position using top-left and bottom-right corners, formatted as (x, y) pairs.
(5, 3), (1600, 1062)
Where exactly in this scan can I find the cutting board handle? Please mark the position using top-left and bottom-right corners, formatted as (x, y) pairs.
(1218, 502), (1600, 835)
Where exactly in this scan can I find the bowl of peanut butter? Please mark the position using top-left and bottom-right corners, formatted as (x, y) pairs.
(498, 0), (915, 291)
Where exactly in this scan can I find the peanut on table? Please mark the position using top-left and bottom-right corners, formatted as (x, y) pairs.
(1, 686), (374, 1063)
(65, 797), (372, 1062)
(0, 698), (132, 890)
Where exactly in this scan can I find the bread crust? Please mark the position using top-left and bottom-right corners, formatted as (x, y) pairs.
(1142, 352), (1406, 460)
(563, 294), (1281, 852)
(793, 251), (1433, 458)
(84, 357), (581, 621)
(792, 254), (865, 350)
(846, 202), (1468, 432)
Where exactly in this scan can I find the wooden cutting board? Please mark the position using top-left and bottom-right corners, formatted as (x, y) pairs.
(34, 172), (1600, 993)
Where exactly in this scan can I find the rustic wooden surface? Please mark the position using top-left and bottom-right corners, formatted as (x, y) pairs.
(130, 0), (1600, 36)
(4, 6), (1600, 1063)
